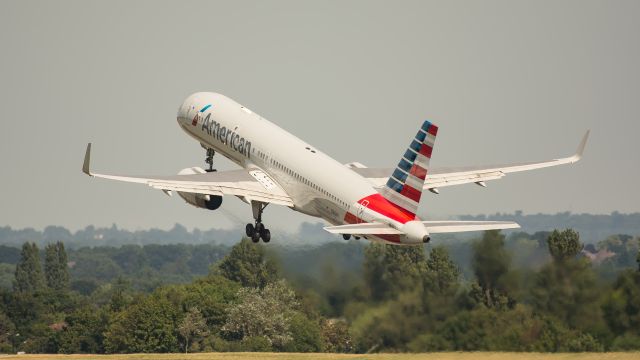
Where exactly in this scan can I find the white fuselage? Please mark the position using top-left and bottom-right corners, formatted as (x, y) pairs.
(176, 92), (415, 244)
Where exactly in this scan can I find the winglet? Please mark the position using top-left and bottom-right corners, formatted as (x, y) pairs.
(82, 143), (92, 176)
(571, 130), (590, 162)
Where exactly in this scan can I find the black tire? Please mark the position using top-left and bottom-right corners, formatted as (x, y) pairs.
(245, 223), (255, 237)
(251, 231), (260, 243)
(342, 234), (351, 241)
(255, 222), (265, 234)
(261, 229), (271, 243)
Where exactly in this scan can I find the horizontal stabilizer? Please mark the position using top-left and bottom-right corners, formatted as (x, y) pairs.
(323, 223), (403, 235)
(423, 221), (520, 233)
(324, 220), (519, 236)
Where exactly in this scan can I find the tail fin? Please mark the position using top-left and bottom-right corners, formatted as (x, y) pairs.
(379, 120), (438, 218)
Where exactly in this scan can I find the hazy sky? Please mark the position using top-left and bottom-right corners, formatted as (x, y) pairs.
(1, 0), (639, 233)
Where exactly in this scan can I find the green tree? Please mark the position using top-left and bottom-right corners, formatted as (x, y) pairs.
(108, 277), (133, 312)
(0, 311), (16, 353)
(13, 242), (44, 293)
(363, 243), (426, 302)
(179, 276), (238, 331)
(602, 269), (640, 336)
(610, 333), (640, 351)
(351, 290), (426, 352)
(424, 246), (460, 295)
(321, 318), (353, 353)
(58, 306), (108, 354)
(216, 238), (279, 288)
(178, 307), (208, 353)
(471, 231), (513, 308)
(532, 230), (603, 331)
(104, 295), (180, 353)
(44, 242), (69, 291)
(283, 312), (323, 352)
(547, 229), (582, 262)
(222, 280), (299, 349)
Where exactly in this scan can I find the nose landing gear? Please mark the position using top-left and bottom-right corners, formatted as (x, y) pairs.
(246, 201), (271, 243)
(205, 148), (217, 172)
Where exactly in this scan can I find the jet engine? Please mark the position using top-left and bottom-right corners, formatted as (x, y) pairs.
(176, 167), (223, 210)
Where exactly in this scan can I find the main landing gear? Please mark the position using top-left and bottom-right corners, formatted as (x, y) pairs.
(246, 202), (271, 243)
(205, 148), (217, 172)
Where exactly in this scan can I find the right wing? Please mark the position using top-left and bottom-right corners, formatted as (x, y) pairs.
(82, 143), (293, 206)
(349, 130), (589, 191)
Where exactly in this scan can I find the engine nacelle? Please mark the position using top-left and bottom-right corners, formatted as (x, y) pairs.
(176, 167), (223, 210)
(178, 191), (223, 210)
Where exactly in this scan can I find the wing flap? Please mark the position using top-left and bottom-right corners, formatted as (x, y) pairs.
(424, 171), (504, 188)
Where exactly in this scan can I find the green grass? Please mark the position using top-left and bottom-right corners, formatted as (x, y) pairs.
(1, 353), (639, 360)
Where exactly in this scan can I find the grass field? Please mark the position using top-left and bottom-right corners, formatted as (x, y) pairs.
(1, 353), (639, 360)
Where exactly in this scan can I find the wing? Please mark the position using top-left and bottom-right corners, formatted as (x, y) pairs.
(348, 130), (589, 191)
(82, 144), (293, 206)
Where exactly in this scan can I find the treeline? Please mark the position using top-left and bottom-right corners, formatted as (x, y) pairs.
(460, 211), (640, 243)
(0, 230), (639, 354)
(2, 211), (639, 249)
(0, 224), (240, 249)
(0, 243), (230, 293)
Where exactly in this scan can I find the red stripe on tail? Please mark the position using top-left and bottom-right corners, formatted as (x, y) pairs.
(409, 164), (428, 180)
(400, 184), (422, 202)
(419, 144), (433, 158)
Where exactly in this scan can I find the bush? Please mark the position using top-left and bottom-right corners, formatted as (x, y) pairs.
(283, 313), (323, 352)
(240, 336), (272, 352)
(610, 333), (640, 351)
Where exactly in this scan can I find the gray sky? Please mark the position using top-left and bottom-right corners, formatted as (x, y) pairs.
(1, 0), (639, 233)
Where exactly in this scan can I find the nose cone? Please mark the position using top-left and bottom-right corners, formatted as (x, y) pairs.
(177, 92), (207, 126)
(401, 220), (430, 244)
(176, 98), (191, 126)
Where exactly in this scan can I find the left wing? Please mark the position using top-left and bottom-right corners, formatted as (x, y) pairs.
(82, 143), (294, 206)
(348, 130), (589, 192)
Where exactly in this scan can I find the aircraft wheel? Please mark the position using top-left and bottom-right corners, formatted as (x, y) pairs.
(251, 231), (261, 243)
(261, 229), (271, 243)
(342, 234), (351, 240)
(255, 222), (265, 234)
(245, 223), (255, 237)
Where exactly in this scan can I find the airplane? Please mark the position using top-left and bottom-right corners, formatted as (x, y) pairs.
(82, 92), (589, 245)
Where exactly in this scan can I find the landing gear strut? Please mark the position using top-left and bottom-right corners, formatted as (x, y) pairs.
(246, 202), (271, 243)
(205, 148), (217, 172)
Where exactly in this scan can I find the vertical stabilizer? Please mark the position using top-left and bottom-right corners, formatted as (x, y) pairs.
(378, 121), (438, 218)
